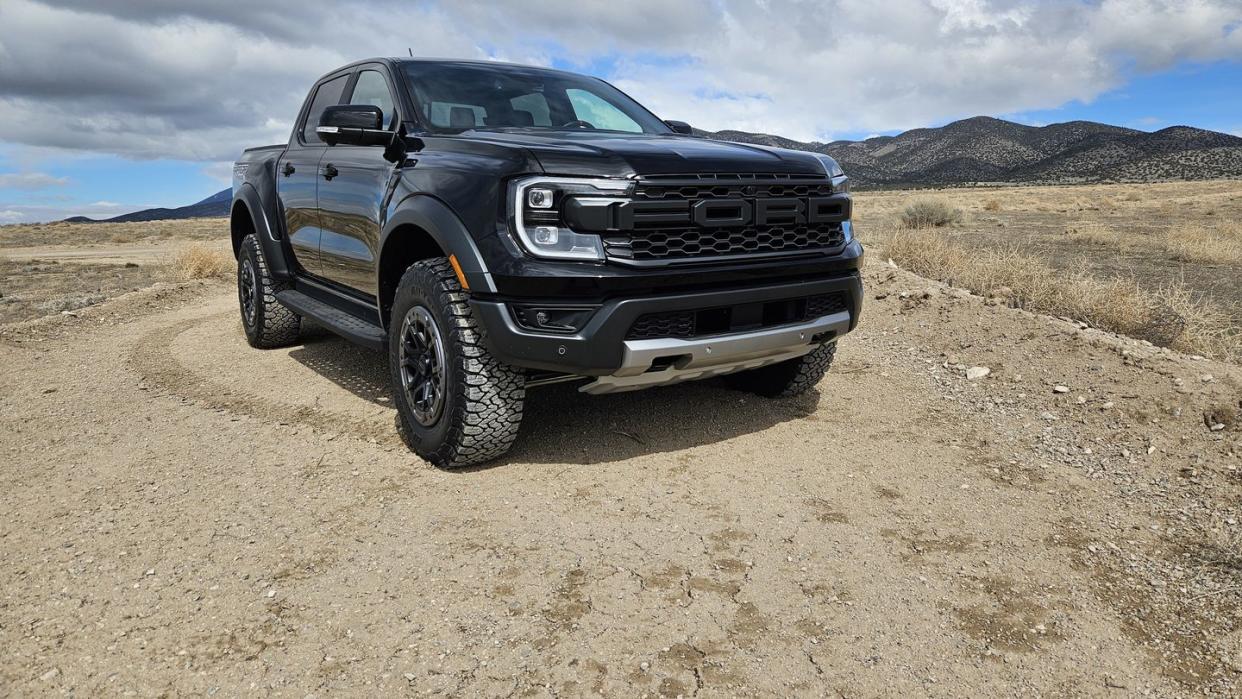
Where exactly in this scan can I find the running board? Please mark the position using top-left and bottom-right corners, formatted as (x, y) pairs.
(275, 290), (386, 351)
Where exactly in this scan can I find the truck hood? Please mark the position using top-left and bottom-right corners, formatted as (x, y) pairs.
(450, 130), (829, 178)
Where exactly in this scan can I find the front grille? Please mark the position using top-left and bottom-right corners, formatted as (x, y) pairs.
(627, 311), (696, 340)
(625, 291), (848, 340)
(602, 174), (849, 263)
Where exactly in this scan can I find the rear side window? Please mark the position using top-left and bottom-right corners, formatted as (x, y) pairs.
(349, 70), (397, 130)
(301, 74), (349, 144)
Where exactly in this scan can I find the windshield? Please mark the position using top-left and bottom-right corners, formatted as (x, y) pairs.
(400, 62), (670, 135)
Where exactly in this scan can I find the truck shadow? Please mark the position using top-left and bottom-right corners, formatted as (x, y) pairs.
(288, 324), (394, 408)
(287, 330), (820, 467)
(497, 381), (820, 467)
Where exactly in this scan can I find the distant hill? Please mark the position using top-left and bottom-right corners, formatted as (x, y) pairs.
(65, 188), (231, 223)
(699, 116), (1242, 188)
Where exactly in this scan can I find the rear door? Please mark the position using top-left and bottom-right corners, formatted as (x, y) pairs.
(276, 73), (350, 277)
(315, 67), (402, 297)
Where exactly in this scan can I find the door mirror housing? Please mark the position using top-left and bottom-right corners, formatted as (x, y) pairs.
(317, 105), (393, 147)
(665, 120), (693, 135)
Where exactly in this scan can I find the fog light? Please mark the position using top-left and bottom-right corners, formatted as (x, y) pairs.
(527, 188), (554, 209)
(512, 305), (596, 333)
(532, 226), (559, 245)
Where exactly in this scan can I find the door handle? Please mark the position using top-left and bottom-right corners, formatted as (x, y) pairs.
(322, 164), (338, 180)
(281, 162), (295, 177)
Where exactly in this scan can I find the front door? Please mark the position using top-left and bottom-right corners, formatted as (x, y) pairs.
(275, 73), (350, 277)
(316, 68), (401, 297)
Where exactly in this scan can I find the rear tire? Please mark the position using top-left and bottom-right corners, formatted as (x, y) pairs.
(238, 234), (300, 348)
(724, 342), (837, 398)
(389, 258), (525, 468)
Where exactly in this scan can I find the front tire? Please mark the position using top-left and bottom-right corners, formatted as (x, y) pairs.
(724, 342), (837, 398)
(389, 258), (525, 468)
(237, 234), (300, 348)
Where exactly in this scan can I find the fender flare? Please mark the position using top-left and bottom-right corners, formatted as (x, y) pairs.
(233, 183), (294, 280)
(379, 194), (497, 294)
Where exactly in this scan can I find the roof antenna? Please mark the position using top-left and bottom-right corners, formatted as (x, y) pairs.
(407, 48), (413, 57)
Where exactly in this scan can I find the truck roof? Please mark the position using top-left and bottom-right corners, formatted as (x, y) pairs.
(311, 57), (590, 85)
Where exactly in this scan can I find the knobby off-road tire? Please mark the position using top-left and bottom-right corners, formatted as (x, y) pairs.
(389, 258), (525, 468)
(238, 234), (300, 349)
(724, 342), (837, 398)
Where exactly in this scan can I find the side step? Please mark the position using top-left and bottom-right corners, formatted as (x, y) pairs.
(275, 290), (386, 351)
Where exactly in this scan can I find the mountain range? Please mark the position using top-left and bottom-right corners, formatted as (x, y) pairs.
(64, 188), (232, 224)
(701, 116), (1242, 188)
(64, 116), (1242, 222)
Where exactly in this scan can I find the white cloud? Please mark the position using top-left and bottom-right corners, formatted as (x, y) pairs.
(0, 171), (68, 189)
(0, 0), (1238, 159)
(201, 161), (234, 185)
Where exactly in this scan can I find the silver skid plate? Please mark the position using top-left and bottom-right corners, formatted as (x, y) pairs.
(580, 310), (850, 394)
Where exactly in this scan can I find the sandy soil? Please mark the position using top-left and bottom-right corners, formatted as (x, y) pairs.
(0, 240), (232, 324)
(2, 244), (177, 265)
(1, 264), (1239, 696)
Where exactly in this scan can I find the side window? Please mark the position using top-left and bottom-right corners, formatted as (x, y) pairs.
(566, 89), (641, 132)
(349, 70), (397, 130)
(510, 92), (551, 127)
(301, 74), (349, 144)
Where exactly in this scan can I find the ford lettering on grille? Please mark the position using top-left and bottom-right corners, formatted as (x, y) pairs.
(616, 196), (847, 229)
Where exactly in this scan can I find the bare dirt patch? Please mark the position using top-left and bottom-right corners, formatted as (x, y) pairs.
(1, 191), (1240, 695)
(0, 234), (232, 323)
(0, 256), (161, 324)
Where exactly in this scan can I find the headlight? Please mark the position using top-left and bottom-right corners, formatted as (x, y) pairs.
(814, 154), (849, 191)
(509, 176), (630, 261)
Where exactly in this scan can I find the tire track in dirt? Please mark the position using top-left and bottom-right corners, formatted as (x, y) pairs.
(127, 310), (401, 447)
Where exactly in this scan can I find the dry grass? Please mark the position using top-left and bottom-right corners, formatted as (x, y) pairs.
(885, 227), (1241, 362)
(900, 199), (962, 228)
(0, 217), (225, 249)
(1063, 222), (1125, 247)
(168, 243), (233, 280)
(1063, 221), (1242, 265)
(1164, 223), (1242, 265)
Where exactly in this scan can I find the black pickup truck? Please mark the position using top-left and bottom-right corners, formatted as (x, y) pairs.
(231, 58), (863, 467)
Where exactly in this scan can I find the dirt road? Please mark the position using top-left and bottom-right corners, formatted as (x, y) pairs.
(1, 267), (1239, 696)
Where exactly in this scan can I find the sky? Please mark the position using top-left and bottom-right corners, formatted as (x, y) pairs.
(1, 0), (1241, 223)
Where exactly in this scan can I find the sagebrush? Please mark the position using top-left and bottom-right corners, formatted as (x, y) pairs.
(901, 199), (962, 228)
(169, 243), (233, 280)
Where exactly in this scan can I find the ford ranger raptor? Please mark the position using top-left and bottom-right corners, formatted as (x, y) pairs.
(231, 58), (863, 467)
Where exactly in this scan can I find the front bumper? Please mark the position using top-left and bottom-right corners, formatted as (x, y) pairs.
(579, 309), (850, 394)
(471, 271), (863, 378)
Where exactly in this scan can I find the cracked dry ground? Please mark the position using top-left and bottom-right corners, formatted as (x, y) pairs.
(1, 267), (1240, 697)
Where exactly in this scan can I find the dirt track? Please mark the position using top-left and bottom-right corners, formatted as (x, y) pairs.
(1, 267), (1240, 696)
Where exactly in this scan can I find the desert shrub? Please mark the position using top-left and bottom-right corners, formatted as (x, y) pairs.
(983, 199), (1001, 212)
(169, 243), (232, 280)
(885, 228), (1241, 362)
(900, 199), (962, 228)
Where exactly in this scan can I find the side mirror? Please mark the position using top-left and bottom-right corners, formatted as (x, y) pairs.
(665, 120), (693, 135)
(317, 105), (392, 147)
